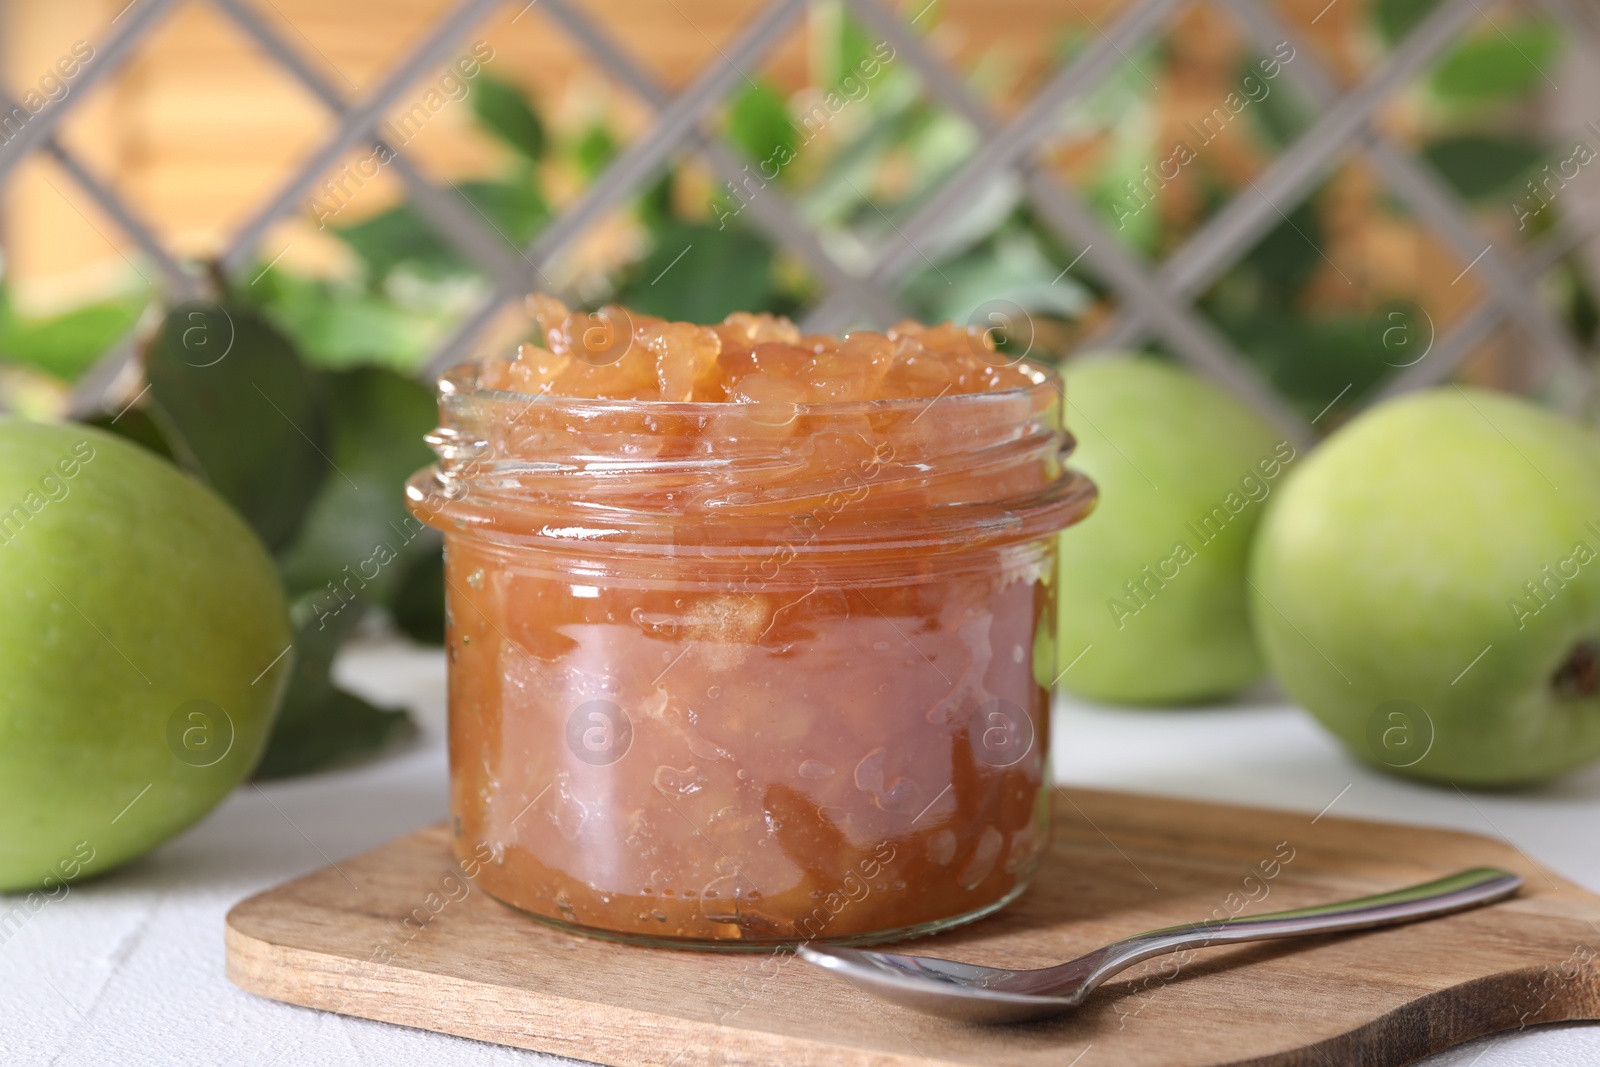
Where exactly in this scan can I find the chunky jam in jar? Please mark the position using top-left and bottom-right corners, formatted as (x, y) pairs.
(408, 301), (1094, 948)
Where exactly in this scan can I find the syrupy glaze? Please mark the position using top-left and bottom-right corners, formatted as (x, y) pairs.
(409, 300), (1095, 947)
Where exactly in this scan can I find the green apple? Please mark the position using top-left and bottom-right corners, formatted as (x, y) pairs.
(1250, 388), (1600, 786)
(0, 419), (291, 890)
(1057, 357), (1295, 704)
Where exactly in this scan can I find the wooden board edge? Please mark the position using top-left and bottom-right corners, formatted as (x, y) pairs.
(1224, 970), (1600, 1067)
(223, 911), (933, 1067)
(224, 904), (1600, 1067)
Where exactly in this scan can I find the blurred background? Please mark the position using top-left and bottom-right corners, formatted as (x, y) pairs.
(2, 0), (1597, 772)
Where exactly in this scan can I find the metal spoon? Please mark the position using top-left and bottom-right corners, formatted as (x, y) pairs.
(797, 866), (1522, 1024)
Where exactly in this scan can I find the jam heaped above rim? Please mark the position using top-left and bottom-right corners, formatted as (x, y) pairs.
(477, 296), (1044, 402)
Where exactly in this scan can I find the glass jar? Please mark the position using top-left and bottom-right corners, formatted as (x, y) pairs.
(407, 361), (1095, 949)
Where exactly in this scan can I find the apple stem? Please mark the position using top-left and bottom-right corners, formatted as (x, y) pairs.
(1552, 640), (1600, 700)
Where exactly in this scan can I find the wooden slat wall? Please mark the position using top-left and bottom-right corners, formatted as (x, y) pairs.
(0, 0), (1087, 304)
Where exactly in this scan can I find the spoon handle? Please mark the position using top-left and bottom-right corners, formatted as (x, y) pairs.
(1066, 867), (1522, 997)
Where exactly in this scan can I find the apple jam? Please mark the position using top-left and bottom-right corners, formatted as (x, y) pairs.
(407, 302), (1095, 947)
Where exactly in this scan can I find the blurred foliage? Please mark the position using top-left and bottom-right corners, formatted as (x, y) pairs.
(0, 291), (145, 381)
(0, 0), (1589, 773)
(1374, 0), (1441, 44)
(1430, 25), (1559, 104)
(1421, 134), (1546, 201)
(337, 180), (550, 280)
(255, 595), (413, 780)
(1169, 3), (1579, 422)
(615, 218), (792, 323)
(471, 76), (546, 161)
(725, 83), (798, 168)
(105, 302), (432, 777)
(144, 303), (329, 552)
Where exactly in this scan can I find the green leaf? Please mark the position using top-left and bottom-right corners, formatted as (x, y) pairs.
(144, 301), (329, 553)
(82, 406), (176, 463)
(253, 272), (448, 372)
(336, 204), (461, 277)
(463, 178), (550, 243)
(1374, 0), (1441, 44)
(1211, 311), (1398, 423)
(637, 171), (676, 231)
(1090, 131), (1161, 256)
(1421, 133), (1545, 200)
(472, 76), (545, 161)
(389, 547), (445, 645)
(725, 82), (796, 178)
(616, 220), (779, 322)
(0, 290), (147, 381)
(1430, 25), (1560, 103)
(277, 366), (439, 605)
(335, 179), (547, 280)
(1553, 257), (1600, 346)
(274, 296), (437, 371)
(1233, 196), (1325, 309)
(902, 111), (982, 200)
(903, 228), (1089, 328)
(1246, 59), (1311, 150)
(253, 598), (415, 779)
(574, 123), (618, 180)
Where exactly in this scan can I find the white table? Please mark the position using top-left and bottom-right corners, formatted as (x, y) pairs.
(5, 638), (1597, 1066)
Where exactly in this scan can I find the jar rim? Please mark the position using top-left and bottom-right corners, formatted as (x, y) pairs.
(413, 356), (1094, 558)
(437, 359), (1062, 415)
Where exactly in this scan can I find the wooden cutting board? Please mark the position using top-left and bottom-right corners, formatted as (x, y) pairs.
(225, 788), (1600, 1066)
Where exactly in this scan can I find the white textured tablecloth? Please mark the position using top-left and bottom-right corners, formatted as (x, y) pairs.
(4, 638), (1597, 1066)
